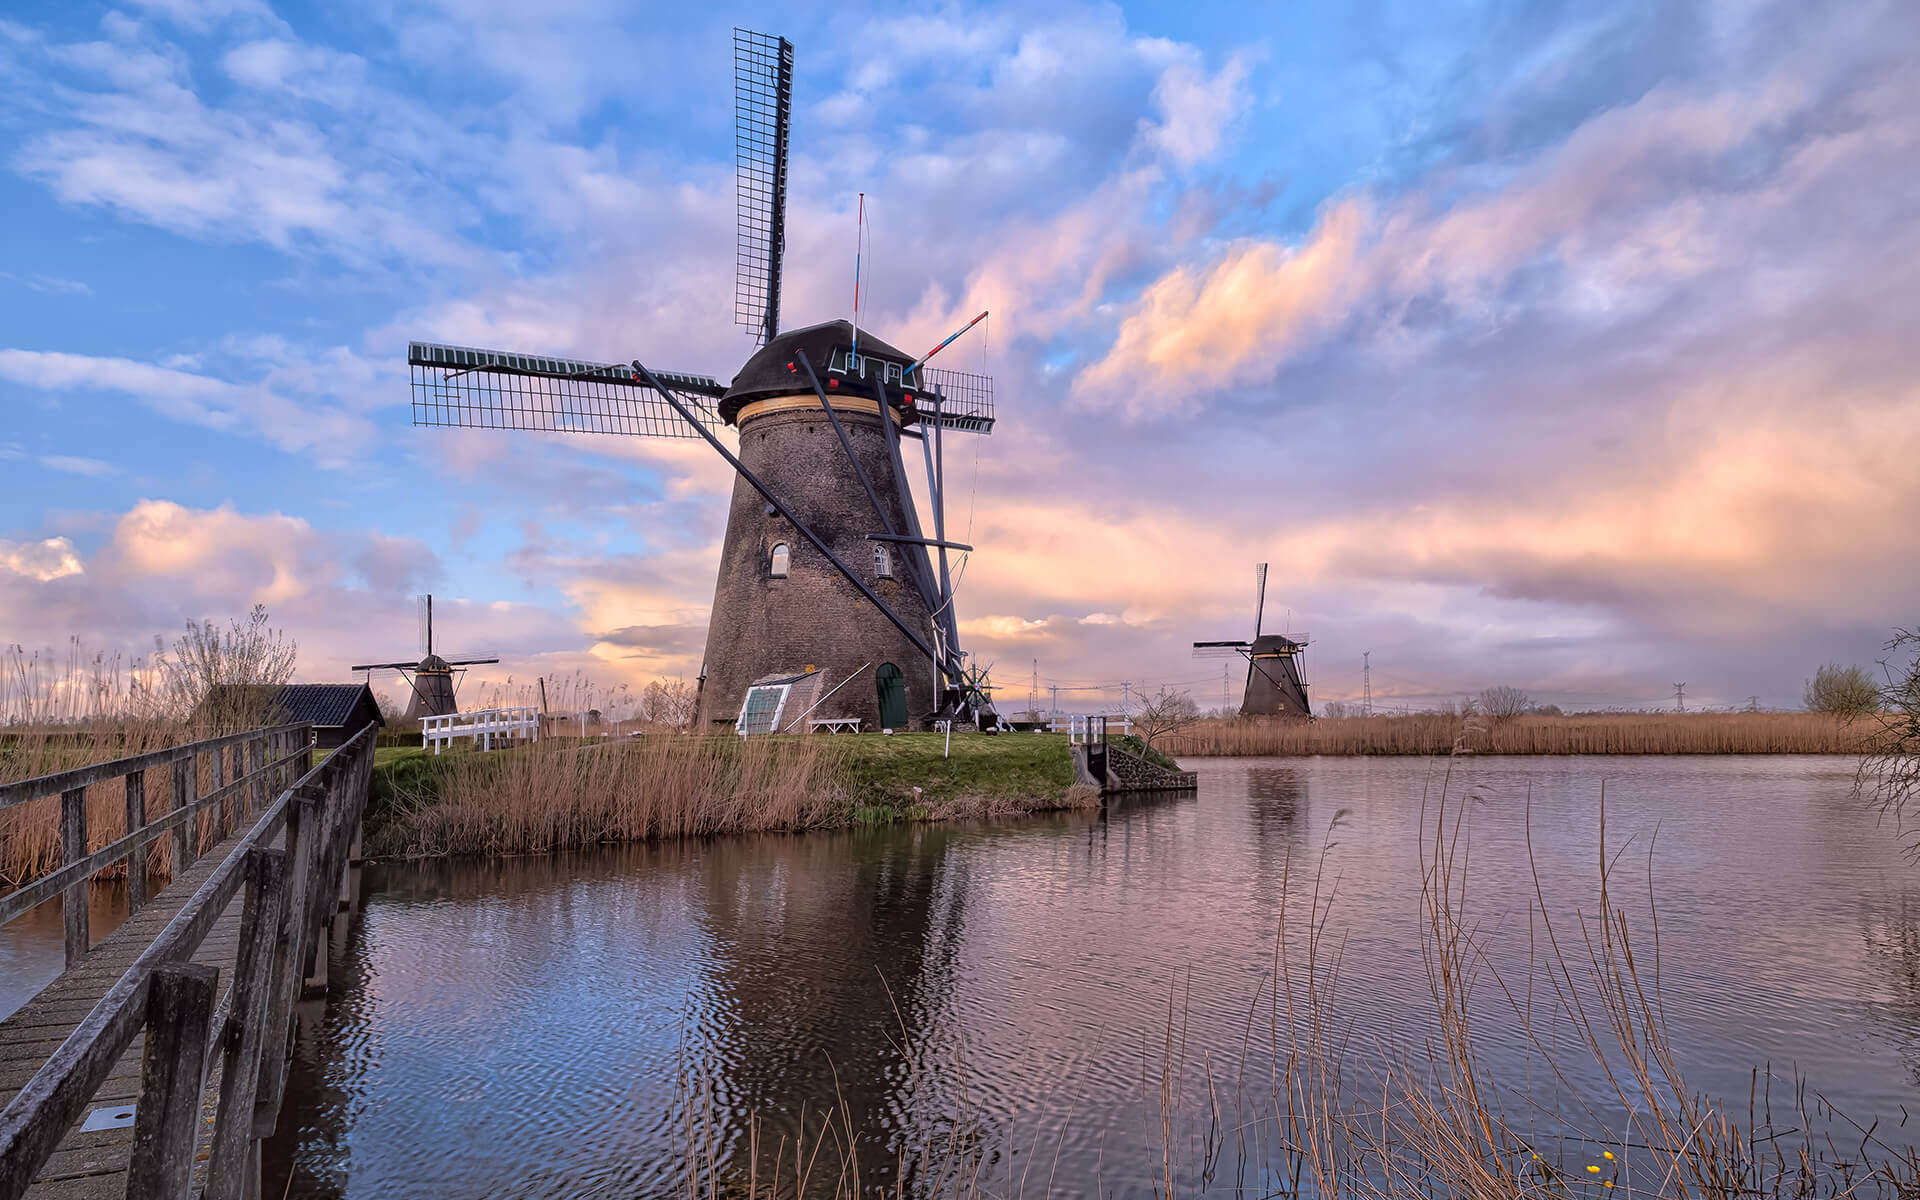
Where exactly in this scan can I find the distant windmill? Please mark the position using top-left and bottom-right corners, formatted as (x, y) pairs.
(351, 594), (500, 719)
(1193, 564), (1312, 718)
(402, 28), (1000, 732)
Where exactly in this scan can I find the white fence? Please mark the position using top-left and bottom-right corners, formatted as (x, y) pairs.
(1050, 715), (1132, 742)
(421, 706), (540, 754)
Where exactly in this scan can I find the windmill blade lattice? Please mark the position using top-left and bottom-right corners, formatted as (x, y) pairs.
(915, 366), (995, 433)
(734, 27), (793, 347)
(408, 342), (724, 439)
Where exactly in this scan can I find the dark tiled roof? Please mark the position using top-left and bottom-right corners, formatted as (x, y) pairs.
(197, 683), (385, 729)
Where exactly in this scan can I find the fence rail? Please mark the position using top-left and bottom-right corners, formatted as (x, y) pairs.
(0, 724), (311, 968)
(1052, 714), (1132, 742)
(421, 706), (540, 754)
(0, 722), (375, 1200)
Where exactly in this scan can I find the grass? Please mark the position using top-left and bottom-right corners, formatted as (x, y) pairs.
(1165, 711), (1871, 757)
(831, 732), (1078, 819)
(366, 731), (1093, 859)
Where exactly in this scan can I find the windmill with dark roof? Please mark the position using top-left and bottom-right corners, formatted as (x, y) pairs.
(351, 594), (499, 720)
(403, 29), (998, 732)
(1193, 564), (1312, 718)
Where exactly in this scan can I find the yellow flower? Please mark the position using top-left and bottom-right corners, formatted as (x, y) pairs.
(1587, 1165), (1601, 1173)
(1603, 1182), (1614, 1189)
(1603, 1151), (1615, 1161)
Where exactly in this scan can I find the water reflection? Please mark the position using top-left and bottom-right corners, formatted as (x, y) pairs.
(264, 756), (1920, 1198)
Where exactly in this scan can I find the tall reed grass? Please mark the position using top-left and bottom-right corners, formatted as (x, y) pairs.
(1, 637), (284, 886)
(663, 781), (1920, 1198)
(1165, 711), (1869, 757)
(1, 642), (188, 887)
(373, 735), (850, 858)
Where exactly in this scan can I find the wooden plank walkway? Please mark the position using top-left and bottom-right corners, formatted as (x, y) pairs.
(0, 824), (264, 1198)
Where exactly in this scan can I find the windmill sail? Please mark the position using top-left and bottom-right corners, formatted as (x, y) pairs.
(408, 341), (724, 438)
(734, 27), (793, 347)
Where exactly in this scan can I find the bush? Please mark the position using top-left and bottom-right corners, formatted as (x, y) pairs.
(1478, 686), (1532, 722)
(1805, 663), (1878, 715)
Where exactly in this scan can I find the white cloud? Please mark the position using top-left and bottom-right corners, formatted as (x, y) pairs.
(0, 348), (375, 460)
(0, 537), (84, 582)
(39, 454), (116, 477)
(1141, 51), (1255, 167)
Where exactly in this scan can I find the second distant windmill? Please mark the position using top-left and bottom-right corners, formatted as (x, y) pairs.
(1193, 564), (1312, 718)
(351, 594), (499, 719)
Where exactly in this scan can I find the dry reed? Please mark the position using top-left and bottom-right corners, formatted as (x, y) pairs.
(2, 635), (290, 887)
(1165, 712), (1870, 757)
(374, 735), (850, 858)
(663, 774), (1919, 1199)
(2, 643), (189, 886)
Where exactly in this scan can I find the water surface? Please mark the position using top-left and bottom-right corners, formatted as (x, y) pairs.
(242, 756), (1920, 1194)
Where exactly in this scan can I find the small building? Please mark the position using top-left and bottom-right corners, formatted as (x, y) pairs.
(193, 683), (385, 750)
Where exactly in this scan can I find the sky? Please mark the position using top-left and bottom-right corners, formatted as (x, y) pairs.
(2, 0), (1916, 716)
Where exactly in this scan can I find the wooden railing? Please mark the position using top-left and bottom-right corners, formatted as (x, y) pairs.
(421, 705), (539, 753)
(0, 724), (312, 968)
(0, 722), (376, 1200)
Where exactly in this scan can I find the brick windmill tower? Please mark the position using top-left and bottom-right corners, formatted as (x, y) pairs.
(404, 29), (995, 732)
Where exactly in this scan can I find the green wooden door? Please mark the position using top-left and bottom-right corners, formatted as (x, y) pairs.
(875, 663), (908, 730)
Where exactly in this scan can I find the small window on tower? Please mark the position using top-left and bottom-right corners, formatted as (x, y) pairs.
(769, 543), (790, 577)
(874, 543), (892, 578)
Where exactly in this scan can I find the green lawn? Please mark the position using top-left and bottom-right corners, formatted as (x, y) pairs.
(364, 730), (1083, 843)
(832, 731), (1076, 815)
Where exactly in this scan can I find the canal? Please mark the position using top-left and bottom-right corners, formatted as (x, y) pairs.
(227, 754), (1920, 1197)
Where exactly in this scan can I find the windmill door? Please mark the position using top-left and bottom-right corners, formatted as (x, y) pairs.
(875, 663), (908, 730)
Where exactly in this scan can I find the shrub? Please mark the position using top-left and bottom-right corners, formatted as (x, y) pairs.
(1805, 663), (1878, 715)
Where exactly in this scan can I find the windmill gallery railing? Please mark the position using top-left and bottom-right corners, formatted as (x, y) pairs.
(0, 722), (375, 1199)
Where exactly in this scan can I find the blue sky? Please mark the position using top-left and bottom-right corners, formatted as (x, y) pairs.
(3, 0), (1917, 715)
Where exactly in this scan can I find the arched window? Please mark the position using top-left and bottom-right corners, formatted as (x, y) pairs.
(769, 543), (790, 577)
(873, 543), (892, 578)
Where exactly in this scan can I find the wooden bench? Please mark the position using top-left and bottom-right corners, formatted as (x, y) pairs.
(807, 717), (863, 734)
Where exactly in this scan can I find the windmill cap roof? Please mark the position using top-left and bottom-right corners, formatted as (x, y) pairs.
(720, 319), (912, 423)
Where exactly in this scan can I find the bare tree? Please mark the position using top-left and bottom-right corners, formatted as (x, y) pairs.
(641, 677), (698, 731)
(1806, 663), (1879, 715)
(1133, 687), (1201, 751)
(1478, 685), (1532, 722)
(164, 605), (298, 730)
(1859, 630), (1920, 854)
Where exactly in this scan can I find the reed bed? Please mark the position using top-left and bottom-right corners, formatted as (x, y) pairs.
(373, 735), (850, 858)
(666, 780), (1920, 1199)
(1, 644), (192, 887)
(1164, 711), (1870, 757)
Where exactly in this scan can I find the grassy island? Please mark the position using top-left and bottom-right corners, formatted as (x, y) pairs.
(365, 731), (1089, 860)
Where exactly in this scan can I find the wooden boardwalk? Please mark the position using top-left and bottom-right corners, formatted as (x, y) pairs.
(0, 724), (373, 1200)
(0, 825), (258, 1198)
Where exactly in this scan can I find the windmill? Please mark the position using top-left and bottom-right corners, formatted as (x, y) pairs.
(404, 28), (997, 732)
(1193, 564), (1312, 718)
(351, 594), (500, 720)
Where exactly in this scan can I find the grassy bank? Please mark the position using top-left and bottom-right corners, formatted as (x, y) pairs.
(1164, 710), (1870, 756)
(367, 732), (1088, 859)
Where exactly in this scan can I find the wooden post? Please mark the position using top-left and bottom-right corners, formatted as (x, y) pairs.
(211, 742), (227, 841)
(127, 962), (219, 1200)
(60, 786), (88, 967)
(206, 848), (287, 1200)
(248, 737), (265, 821)
(170, 754), (195, 872)
(125, 769), (148, 913)
(251, 787), (318, 1137)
